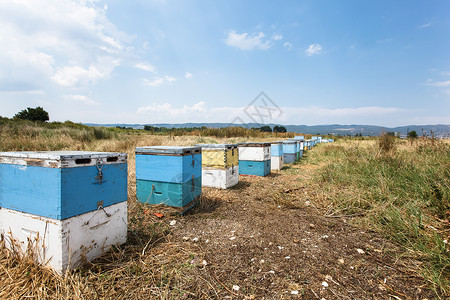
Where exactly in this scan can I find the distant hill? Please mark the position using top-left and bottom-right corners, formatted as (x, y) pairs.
(84, 123), (450, 138)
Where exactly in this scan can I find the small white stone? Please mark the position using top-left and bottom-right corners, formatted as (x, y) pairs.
(232, 285), (240, 291)
(205, 239), (210, 243)
(338, 258), (345, 264)
(277, 206), (281, 208)
(251, 258), (255, 262)
(321, 281), (329, 287)
(356, 248), (365, 254)
(169, 220), (177, 226)
(291, 290), (299, 295)
(229, 236), (236, 240)
(202, 260), (208, 266)
(285, 256), (290, 259)
(260, 259), (265, 264)
(192, 237), (199, 242)
(321, 235), (329, 239)
(182, 236), (190, 241)
(277, 245), (283, 250)
(269, 270), (275, 274)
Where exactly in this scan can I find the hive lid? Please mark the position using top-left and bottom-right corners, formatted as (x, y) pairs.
(269, 141), (283, 144)
(195, 144), (238, 149)
(237, 142), (271, 147)
(0, 151), (127, 168)
(282, 140), (297, 144)
(135, 146), (201, 156)
(287, 138), (305, 141)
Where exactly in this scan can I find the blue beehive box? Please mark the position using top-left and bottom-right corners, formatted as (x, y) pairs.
(238, 160), (271, 176)
(0, 151), (128, 220)
(238, 143), (271, 176)
(135, 146), (202, 213)
(270, 142), (283, 157)
(282, 141), (297, 164)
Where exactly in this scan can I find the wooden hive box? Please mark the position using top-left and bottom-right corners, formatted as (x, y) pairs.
(135, 146), (202, 213)
(195, 144), (239, 189)
(238, 143), (271, 176)
(282, 141), (297, 164)
(270, 142), (284, 171)
(0, 151), (127, 220)
(0, 151), (128, 273)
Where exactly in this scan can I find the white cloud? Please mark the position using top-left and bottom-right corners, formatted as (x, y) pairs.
(64, 94), (98, 105)
(143, 75), (176, 87)
(134, 101), (410, 126)
(426, 80), (450, 87)
(225, 30), (272, 50)
(0, 0), (133, 91)
(271, 34), (283, 41)
(305, 44), (322, 56)
(185, 72), (193, 79)
(135, 63), (156, 73)
(283, 42), (293, 51)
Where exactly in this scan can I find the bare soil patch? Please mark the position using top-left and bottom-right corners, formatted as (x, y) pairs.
(142, 161), (435, 299)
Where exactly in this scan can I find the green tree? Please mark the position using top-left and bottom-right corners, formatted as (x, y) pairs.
(408, 130), (418, 139)
(14, 106), (49, 122)
(260, 125), (272, 132)
(273, 125), (287, 133)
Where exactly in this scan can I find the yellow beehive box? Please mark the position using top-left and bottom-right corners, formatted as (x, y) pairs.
(195, 144), (238, 169)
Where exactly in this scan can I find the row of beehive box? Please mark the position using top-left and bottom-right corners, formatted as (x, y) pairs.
(0, 137), (329, 273)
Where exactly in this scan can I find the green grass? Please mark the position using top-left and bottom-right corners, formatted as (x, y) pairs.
(313, 139), (450, 294)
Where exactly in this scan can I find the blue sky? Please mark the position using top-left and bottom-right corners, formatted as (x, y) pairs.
(0, 0), (449, 126)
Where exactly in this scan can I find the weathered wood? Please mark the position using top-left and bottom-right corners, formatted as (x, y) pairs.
(0, 152), (128, 220)
(0, 201), (127, 274)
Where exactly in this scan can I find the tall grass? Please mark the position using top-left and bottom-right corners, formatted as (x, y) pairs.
(313, 139), (450, 293)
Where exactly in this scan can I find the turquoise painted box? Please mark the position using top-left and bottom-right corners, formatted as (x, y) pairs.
(270, 142), (283, 157)
(0, 151), (128, 220)
(239, 160), (271, 176)
(135, 146), (202, 211)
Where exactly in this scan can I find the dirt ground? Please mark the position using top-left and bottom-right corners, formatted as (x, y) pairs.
(138, 159), (436, 299)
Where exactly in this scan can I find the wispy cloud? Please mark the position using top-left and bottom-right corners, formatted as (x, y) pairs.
(143, 75), (176, 87)
(283, 42), (293, 51)
(305, 44), (322, 56)
(135, 101), (407, 125)
(225, 30), (272, 50)
(271, 34), (283, 41)
(135, 63), (156, 73)
(426, 80), (450, 87)
(185, 72), (193, 79)
(64, 94), (98, 105)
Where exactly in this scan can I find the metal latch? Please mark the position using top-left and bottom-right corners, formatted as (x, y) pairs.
(95, 160), (104, 185)
(192, 155), (195, 167)
(191, 175), (195, 191)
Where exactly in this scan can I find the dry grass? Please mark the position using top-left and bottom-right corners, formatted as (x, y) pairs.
(1, 124), (448, 298)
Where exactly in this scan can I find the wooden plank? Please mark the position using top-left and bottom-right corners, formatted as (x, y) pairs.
(0, 163), (127, 220)
(0, 202), (127, 274)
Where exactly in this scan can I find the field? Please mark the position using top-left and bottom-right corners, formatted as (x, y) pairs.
(0, 122), (449, 299)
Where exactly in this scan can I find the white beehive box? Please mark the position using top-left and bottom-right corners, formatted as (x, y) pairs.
(271, 156), (284, 171)
(0, 201), (127, 274)
(201, 166), (239, 189)
(238, 143), (271, 161)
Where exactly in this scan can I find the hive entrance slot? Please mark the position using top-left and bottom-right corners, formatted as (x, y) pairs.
(107, 157), (118, 162)
(75, 158), (92, 164)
